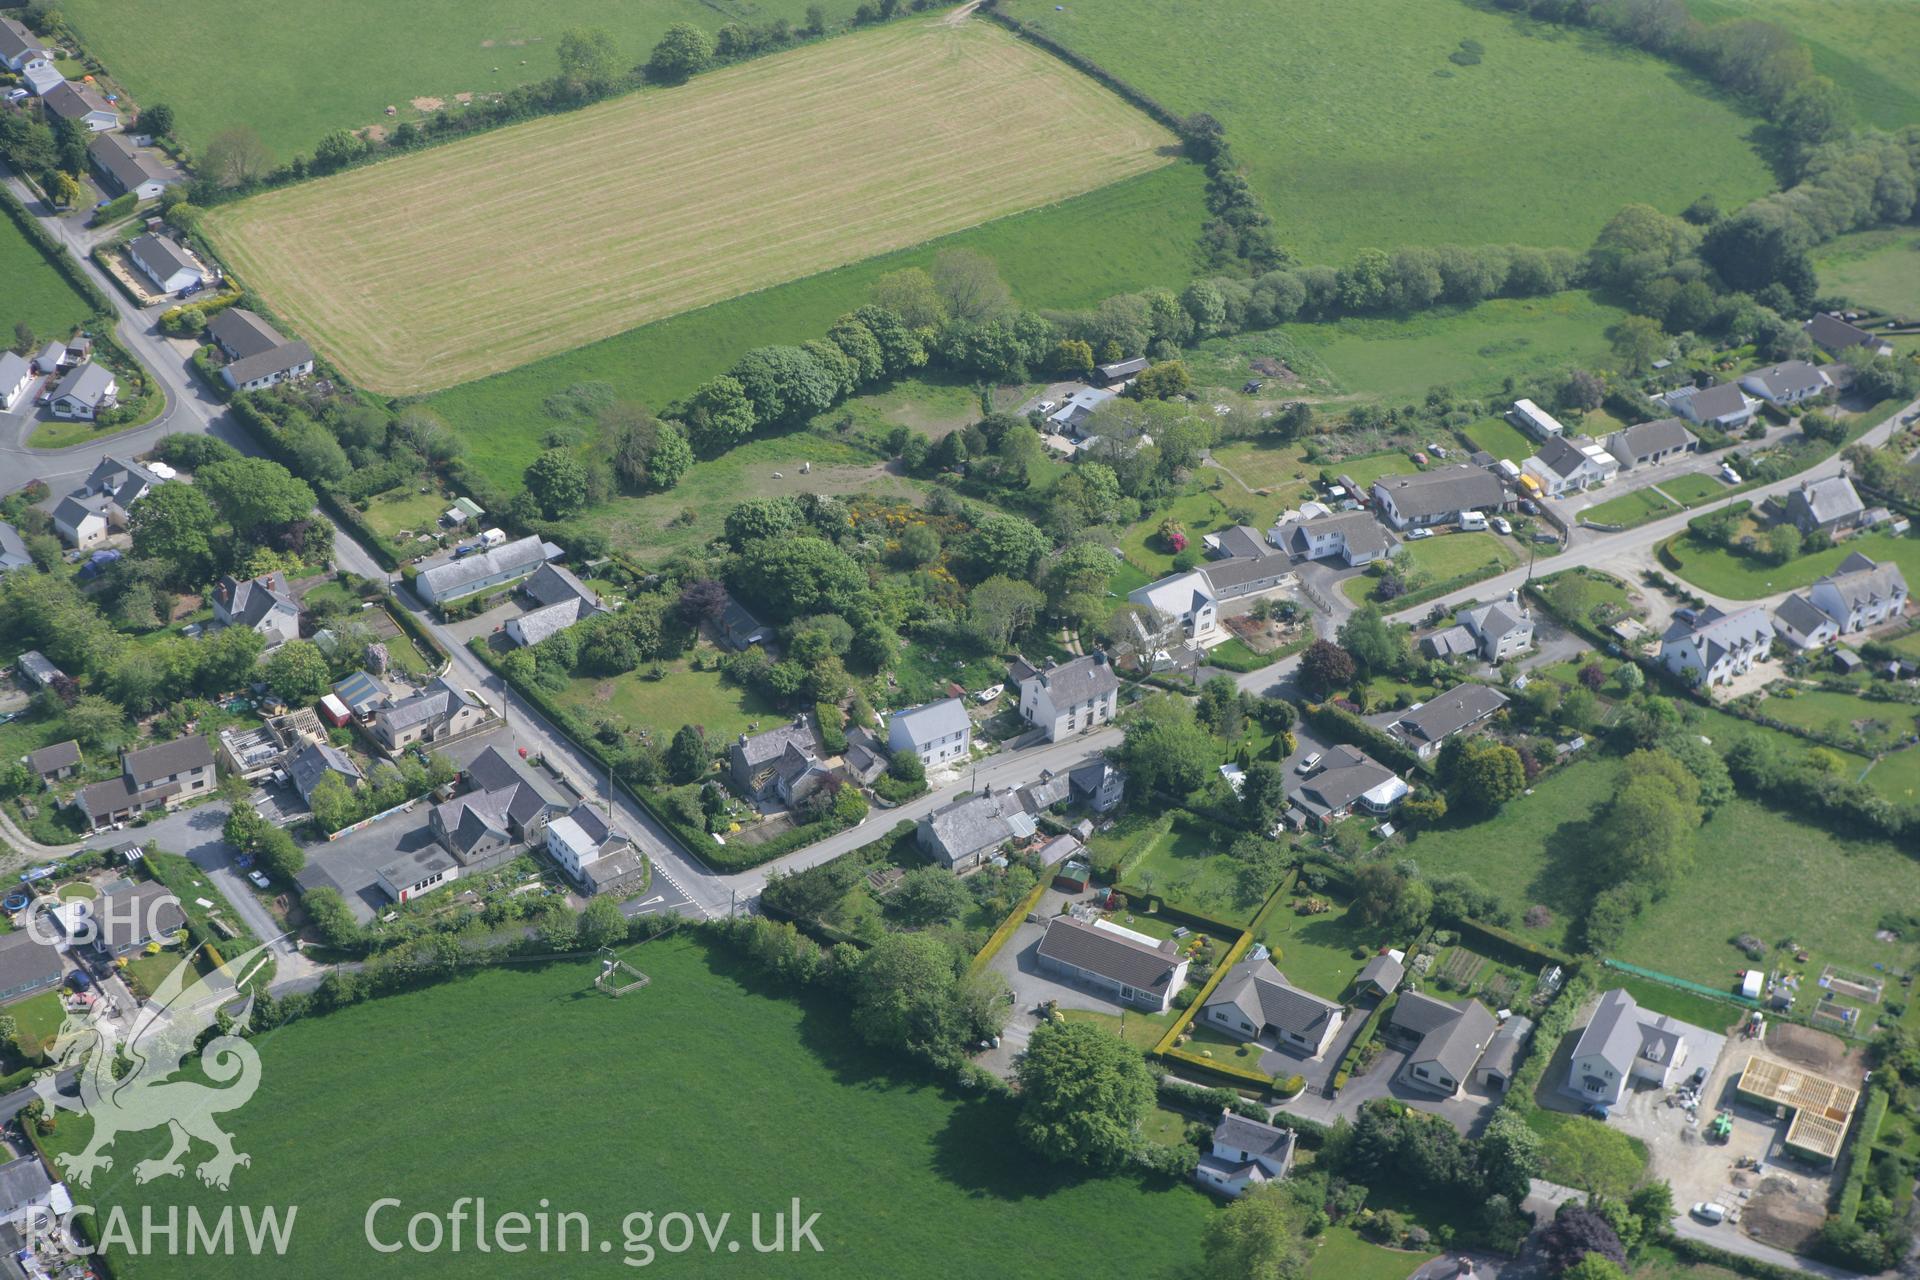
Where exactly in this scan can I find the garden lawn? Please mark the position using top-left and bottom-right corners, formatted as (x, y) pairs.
(1332, 450), (1421, 492)
(1578, 487), (1678, 528)
(1305, 1224), (1439, 1280)
(1399, 758), (1625, 952)
(6, 990), (67, 1060)
(425, 161), (1208, 492)
(1190, 293), (1631, 406)
(1757, 689), (1918, 752)
(552, 657), (777, 744)
(1256, 896), (1400, 1001)
(354, 486), (449, 541)
(1604, 973), (1746, 1034)
(1119, 490), (1233, 579)
(1663, 529), (1920, 598)
(1059, 1007), (1180, 1053)
(65, 0), (853, 157)
(1209, 438), (1314, 495)
(53, 936), (1215, 1279)
(1000, 0), (1770, 262)
(1342, 531), (1516, 605)
(1812, 229), (1920, 316)
(1460, 416), (1533, 462)
(0, 211), (95, 343)
(1612, 796), (1920, 987)
(1126, 819), (1253, 925)
(1657, 472), (1732, 506)
(1862, 749), (1920, 806)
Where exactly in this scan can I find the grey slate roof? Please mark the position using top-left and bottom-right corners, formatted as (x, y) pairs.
(0, 1155), (52, 1225)
(1205, 957), (1342, 1041)
(1212, 1112), (1295, 1163)
(1818, 552), (1906, 611)
(1478, 1015), (1533, 1080)
(1681, 382), (1751, 421)
(1531, 435), (1592, 479)
(1356, 952), (1404, 995)
(224, 339), (313, 387)
(521, 562), (600, 609)
(207, 307), (286, 359)
(1610, 417), (1696, 460)
(510, 598), (598, 646)
(1787, 475), (1863, 528)
(0, 932), (60, 1001)
(214, 571), (296, 630)
(1463, 601), (1530, 643)
(1398, 992), (1497, 1084)
(1773, 592), (1835, 637)
(26, 739), (80, 775)
(1022, 653), (1119, 705)
(0, 520), (30, 573)
(1290, 744), (1400, 818)
(1571, 988), (1648, 1075)
(921, 789), (1034, 862)
(375, 675), (481, 736)
(87, 132), (165, 196)
(1036, 915), (1182, 998)
(1372, 465), (1504, 520)
(97, 880), (187, 949)
(129, 233), (198, 282)
(416, 534), (551, 600)
(434, 746), (549, 855)
(1423, 625), (1477, 659)
(719, 596), (768, 649)
(41, 79), (114, 123)
(1743, 360), (1828, 399)
(1667, 605), (1774, 671)
(888, 697), (969, 751)
(50, 362), (115, 410)
(1202, 555), (1292, 593)
(122, 734), (212, 788)
(287, 742), (362, 802)
(81, 455), (154, 503)
(1391, 990), (1468, 1038)
(1208, 525), (1276, 560)
(379, 845), (457, 888)
(733, 718), (817, 770)
(0, 16), (50, 64)
(1391, 683), (1509, 747)
(1804, 312), (1881, 353)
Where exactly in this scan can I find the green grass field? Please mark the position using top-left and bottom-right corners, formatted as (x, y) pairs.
(1, 212), (95, 345)
(1613, 797), (1920, 988)
(1256, 896), (1398, 1001)
(1000, 0), (1772, 262)
(1663, 529), (1920, 598)
(1578, 487), (1678, 528)
(427, 162), (1208, 491)
(1119, 490), (1234, 578)
(1333, 450), (1422, 492)
(1813, 229), (1920, 316)
(1343, 531), (1517, 604)
(1757, 688), (1919, 751)
(1656, 472), (1730, 505)
(61, 0), (850, 157)
(554, 656), (778, 744)
(1862, 749), (1920, 805)
(6, 990), (67, 1060)
(1209, 438), (1314, 495)
(1189, 292), (1631, 405)
(1126, 819), (1255, 924)
(1683, 0), (1920, 129)
(54, 937), (1216, 1278)
(1459, 416), (1534, 462)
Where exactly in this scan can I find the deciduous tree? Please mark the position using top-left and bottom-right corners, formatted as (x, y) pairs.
(1015, 1020), (1156, 1170)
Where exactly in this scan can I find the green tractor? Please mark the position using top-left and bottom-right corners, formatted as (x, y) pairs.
(1709, 1110), (1733, 1141)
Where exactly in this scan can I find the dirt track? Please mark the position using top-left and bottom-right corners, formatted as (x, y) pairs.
(202, 21), (1174, 395)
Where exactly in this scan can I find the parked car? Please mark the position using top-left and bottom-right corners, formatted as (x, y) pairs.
(1518, 498), (1539, 515)
(1296, 751), (1323, 775)
(1720, 464), (1741, 484)
(3, 89), (26, 104)
(1691, 1066), (1708, 1086)
(1583, 1103), (1610, 1120)
(1407, 528), (1435, 540)
(1491, 516), (1512, 535)
(248, 871), (272, 890)
(1690, 1202), (1728, 1225)
(1035, 399), (1057, 413)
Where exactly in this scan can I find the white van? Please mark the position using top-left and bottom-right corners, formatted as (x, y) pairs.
(1457, 510), (1488, 532)
(1690, 1202), (1728, 1225)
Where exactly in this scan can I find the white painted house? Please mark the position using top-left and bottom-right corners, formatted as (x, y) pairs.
(41, 79), (118, 131)
(0, 16), (53, 71)
(46, 363), (116, 420)
(886, 697), (971, 768)
(1202, 958), (1345, 1058)
(1195, 1113), (1296, 1198)
(0, 351), (30, 412)
(127, 232), (204, 294)
(1659, 605), (1773, 687)
(1739, 360), (1831, 408)
(1524, 435), (1618, 497)
(1128, 569), (1219, 644)
(1565, 988), (1688, 1108)
(1012, 653), (1120, 743)
(1458, 597), (1534, 662)
(1807, 553), (1908, 634)
(1669, 382), (1756, 431)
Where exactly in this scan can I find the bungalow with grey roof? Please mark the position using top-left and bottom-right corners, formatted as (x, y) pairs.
(0, 932), (61, 1005)
(127, 233), (203, 294)
(916, 787), (1035, 870)
(1202, 956), (1345, 1057)
(886, 697), (971, 768)
(1195, 1112), (1296, 1198)
(1669, 381), (1755, 431)
(1285, 745), (1408, 831)
(1371, 466), (1507, 530)
(1606, 417), (1698, 469)
(1034, 915), (1188, 1012)
(1804, 313), (1893, 359)
(46, 363), (116, 421)
(414, 534), (558, 605)
(41, 79), (117, 130)
(87, 132), (172, 201)
(1387, 684), (1509, 759)
(718, 594), (770, 651)
(1740, 360), (1831, 408)
(1783, 474), (1864, 536)
(1388, 992), (1498, 1097)
(1524, 435), (1618, 497)
(0, 520), (31, 574)
(25, 739), (81, 785)
(206, 308), (314, 391)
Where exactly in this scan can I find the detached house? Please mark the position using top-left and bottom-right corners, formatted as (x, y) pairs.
(1202, 957), (1345, 1058)
(1606, 418), (1698, 470)
(886, 697), (971, 768)
(46, 362), (117, 421)
(127, 232), (203, 293)
(1660, 605), (1773, 687)
(546, 803), (647, 896)
(1805, 313), (1893, 359)
(0, 520), (29, 574)
(206, 308), (314, 392)
(717, 594), (770, 651)
(1806, 553), (1908, 634)
(1457, 597), (1534, 662)
(1783, 475), (1864, 537)
(1285, 745), (1408, 831)
(1371, 466), (1507, 530)
(1034, 915), (1188, 1013)
(25, 740), (80, 786)
(1388, 992), (1498, 1098)
(285, 741), (362, 805)
(1772, 593), (1841, 652)
(1739, 360), (1831, 408)
(70, 734), (215, 831)
(504, 563), (603, 647)
(429, 746), (554, 864)
(1565, 988), (1689, 1108)
(1387, 683), (1509, 759)
(1129, 570), (1219, 644)
(368, 675), (492, 752)
(916, 787), (1035, 871)
(41, 79), (118, 131)
(1670, 382), (1756, 432)
(1013, 653), (1119, 743)
(0, 350), (31, 412)
(0, 16), (53, 71)
(1268, 510), (1397, 568)
(212, 571), (301, 647)
(1196, 1113), (1296, 1198)
(1524, 436), (1619, 497)
(87, 133), (173, 202)
(414, 534), (557, 605)
(728, 716), (831, 808)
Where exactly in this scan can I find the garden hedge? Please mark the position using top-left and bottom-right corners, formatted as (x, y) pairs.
(968, 875), (1050, 976)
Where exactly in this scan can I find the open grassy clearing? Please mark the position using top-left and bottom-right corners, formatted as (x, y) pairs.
(1256, 895), (1399, 1001)
(205, 20), (1176, 395)
(552, 656), (780, 745)
(1578, 486), (1679, 528)
(1000, 0), (1771, 262)
(1757, 688), (1919, 751)
(1303, 1225), (1439, 1280)
(1657, 472), (1731, 505)
(0, 211), (95, 343)
(1613, 797), (1920, 988)
(1334, 450), (1424, 493)
(1209, 439), (1314, 496)
(1342, 532), (1517, 604)
(1187, 292), (1631, 405)
(57, 936), (1214, 1279)
(1813, 229), (1920, 316)
(1862, 749), (1920, 805)
(1682, 0), (1920, 129)
(428, 160), (1208, 492)
(1127, 819), (1255, 924)
(1663, 528), (1920, 598)
(1459, 415), (1534, 462)
(61, 0), (843, 157)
